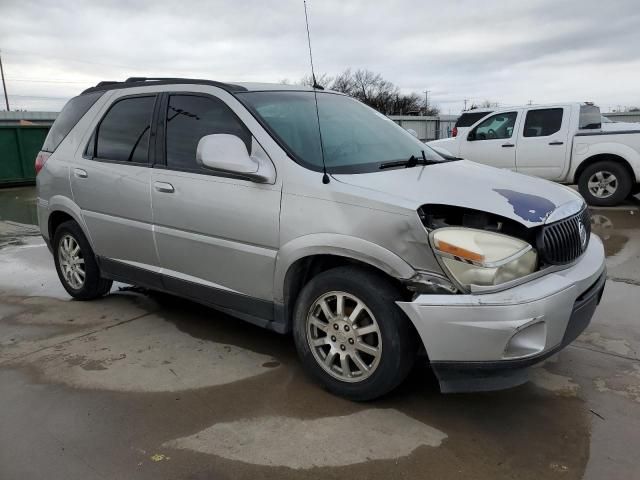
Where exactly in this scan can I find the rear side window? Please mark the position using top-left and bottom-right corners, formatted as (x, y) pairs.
(523, 108), (563, 137)
(41, 91), (103, 152)
(456, 111), (492, 128)
(92, 96), (156, 163)
(165, 94), (252, 171)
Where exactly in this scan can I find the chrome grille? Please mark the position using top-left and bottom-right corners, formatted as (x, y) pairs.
(539, 208), (591, 265)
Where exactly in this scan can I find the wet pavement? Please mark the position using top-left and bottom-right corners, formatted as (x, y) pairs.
(1, 186), (639, 479)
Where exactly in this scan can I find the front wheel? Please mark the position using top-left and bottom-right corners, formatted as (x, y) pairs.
(293, 266), (417, 401)
(578, 161), (632, 206)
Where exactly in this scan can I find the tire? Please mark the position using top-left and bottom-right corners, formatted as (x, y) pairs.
(578, 161), (632, 206)
(293, 266), (417, 401)
(53, 220), (112, 300)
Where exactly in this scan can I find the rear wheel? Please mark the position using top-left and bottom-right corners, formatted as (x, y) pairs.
(578, 161), (632, 206)
(293, 266), (417, 401)
(53, 220), (112, 300)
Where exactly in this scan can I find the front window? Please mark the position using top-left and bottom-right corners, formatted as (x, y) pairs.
(469, 112), (517, 141)
(238, 91), (443, 173)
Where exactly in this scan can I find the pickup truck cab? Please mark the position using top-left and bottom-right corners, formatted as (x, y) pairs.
(430, 103), (640, 206)
(36, 79), (606, 400)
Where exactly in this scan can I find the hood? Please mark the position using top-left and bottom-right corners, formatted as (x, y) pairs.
(333, 160), (584, 227)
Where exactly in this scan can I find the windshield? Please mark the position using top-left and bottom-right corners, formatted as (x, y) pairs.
(238, 91), (444, 173)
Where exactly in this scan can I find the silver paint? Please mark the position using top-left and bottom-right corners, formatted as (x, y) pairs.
(37, 82), (607, 373)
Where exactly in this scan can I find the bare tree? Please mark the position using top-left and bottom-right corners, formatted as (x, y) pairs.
(298, 73), (333, 88)
(479, 100), (500, 108)
(296, 68), (437, 116)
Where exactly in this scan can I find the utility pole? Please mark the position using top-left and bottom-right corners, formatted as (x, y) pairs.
(463, 98), (468, 111)
(528, 99), (533, 105)
(0, 50), (9, 112)
(424, 90), (430, 115)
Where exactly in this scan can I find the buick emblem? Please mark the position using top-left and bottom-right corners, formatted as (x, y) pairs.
(578, 220), (587, 250)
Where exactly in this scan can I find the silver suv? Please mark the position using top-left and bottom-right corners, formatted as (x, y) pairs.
(36, 78), (606, 400)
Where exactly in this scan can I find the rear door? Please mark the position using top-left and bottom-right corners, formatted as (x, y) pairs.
(515, 107), (571, 180)
(70, 94), (160, 279)
(458, 111), (521, 169)
(150, 92), (281, 311)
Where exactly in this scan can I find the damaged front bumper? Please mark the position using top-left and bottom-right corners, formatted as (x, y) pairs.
(396, 234), (606, 393)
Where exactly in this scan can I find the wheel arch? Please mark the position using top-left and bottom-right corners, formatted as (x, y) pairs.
(573, 153), (637, 185)
(46, 196), (93, 248)
(273, 234), (418, 333)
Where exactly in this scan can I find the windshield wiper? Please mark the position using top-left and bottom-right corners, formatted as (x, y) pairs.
(379, 150), (441, 170)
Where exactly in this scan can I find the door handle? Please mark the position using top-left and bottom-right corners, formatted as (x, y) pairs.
(549, 141), (564, 145)
(154, 181), (174, 193)
(501, 143), (515, 148)
(73, 168), (88, 178)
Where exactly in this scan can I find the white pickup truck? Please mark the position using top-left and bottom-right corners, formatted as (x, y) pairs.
(429, 103), (640, 206)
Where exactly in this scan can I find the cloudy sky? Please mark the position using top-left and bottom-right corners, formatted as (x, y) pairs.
(1, 0), (638, 113)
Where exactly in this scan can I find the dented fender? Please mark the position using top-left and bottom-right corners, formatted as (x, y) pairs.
(273, 233), (417, 303)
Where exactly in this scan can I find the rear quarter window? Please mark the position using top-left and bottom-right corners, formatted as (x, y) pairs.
(41, 91), (104, 153)
(579, 105), (602, 129)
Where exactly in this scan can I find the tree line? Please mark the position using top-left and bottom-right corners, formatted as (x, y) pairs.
(283, 69), (440, 116)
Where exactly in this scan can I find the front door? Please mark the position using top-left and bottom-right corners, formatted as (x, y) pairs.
(458, 111), (520, 170)
(70, 94), (160, 274)
(150, 93), (281, 314)
(515, 107), (571, 180)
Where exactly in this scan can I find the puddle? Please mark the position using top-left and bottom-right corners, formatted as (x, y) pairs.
(165, 408), (447, 469)
(24, 314), (279, 392)
(0, 186), (38, 227)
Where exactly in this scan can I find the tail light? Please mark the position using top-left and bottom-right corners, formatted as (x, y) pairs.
(452, 127), (458, 137)
(35, 151), (51, 175)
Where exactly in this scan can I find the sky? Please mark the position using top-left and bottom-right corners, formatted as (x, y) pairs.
(0, 0), (639, 114)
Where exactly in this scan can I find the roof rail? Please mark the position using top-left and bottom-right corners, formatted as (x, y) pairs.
(81, 77), (248, 95)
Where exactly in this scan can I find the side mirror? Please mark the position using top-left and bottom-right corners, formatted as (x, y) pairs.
(467, 130), (475, 141)
(196, 134), (275, 183)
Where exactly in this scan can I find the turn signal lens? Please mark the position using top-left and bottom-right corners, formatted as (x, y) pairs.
(434, 239), (485, 263)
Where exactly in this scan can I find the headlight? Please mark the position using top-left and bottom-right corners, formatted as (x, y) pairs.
(431, 227), (537, 290)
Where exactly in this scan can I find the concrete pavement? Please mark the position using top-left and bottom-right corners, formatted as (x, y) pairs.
(1, 186), (639, 479)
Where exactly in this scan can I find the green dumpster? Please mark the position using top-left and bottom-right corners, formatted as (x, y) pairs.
(0, 125), (50, 186)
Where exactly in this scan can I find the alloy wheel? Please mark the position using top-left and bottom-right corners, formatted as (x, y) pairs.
(306, 291), (382, 383)
(587, 171), (618, 199)
(58, 234), (86, 289)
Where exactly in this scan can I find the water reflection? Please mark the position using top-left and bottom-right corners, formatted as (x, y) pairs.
(0, 186), (37, 226)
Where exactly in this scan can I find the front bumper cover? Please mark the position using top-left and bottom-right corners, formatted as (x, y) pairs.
(396, 234), (606, 393)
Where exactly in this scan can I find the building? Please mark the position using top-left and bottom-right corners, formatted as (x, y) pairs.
(0, 111), (58, 126)
(603, 111), (640, 124)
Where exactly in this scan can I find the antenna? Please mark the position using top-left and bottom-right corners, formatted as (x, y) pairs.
(303, 0), (330, 184)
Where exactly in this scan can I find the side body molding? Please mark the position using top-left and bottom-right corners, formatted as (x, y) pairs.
(273, 233), (416, 304)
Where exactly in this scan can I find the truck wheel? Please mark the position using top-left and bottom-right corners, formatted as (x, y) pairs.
(578, 161), (632, 206)
(53, 220), (113, 300)
(293, 266), (417, 401)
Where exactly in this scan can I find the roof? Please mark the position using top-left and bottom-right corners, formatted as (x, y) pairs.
(81, 77), (324, 95)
